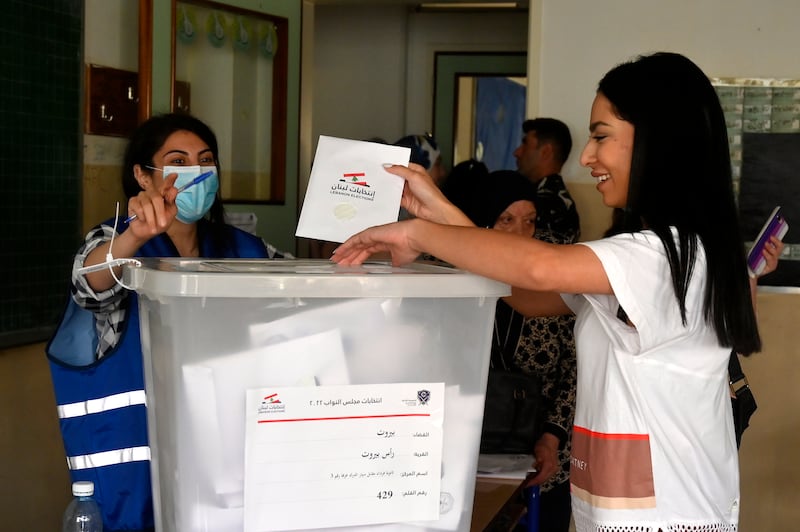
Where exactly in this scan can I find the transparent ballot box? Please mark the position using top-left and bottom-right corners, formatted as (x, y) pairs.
(125, 259), (508, 532)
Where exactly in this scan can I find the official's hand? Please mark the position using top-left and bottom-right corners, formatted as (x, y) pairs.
(126, 172), (180, 238)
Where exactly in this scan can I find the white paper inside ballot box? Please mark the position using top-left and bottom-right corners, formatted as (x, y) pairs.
(182, 329), (350, 510)
(243, 382), (445, 531)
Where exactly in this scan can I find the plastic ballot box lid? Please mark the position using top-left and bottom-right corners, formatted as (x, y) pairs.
(124, 258), (510, 299)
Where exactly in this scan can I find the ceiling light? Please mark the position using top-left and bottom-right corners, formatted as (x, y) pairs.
(417, 2), (524, 12)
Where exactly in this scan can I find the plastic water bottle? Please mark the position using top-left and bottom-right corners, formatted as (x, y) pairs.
(62, 481), (103, 532)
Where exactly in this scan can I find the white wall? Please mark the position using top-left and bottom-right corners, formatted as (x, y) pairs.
(309, 6), (528, 177)
(534, 0), (800, 185)
(404, 11), (529, 135)
(312, 5), (409, 147)
(84, 0), (138, 70)
(312, 6), (528, 149)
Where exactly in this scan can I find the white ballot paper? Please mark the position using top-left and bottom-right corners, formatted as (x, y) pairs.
(243, 382), (445, 531)
(182, 330), (350, 511)
(296, 135), (410, 243)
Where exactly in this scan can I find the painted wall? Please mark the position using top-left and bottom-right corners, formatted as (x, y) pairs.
(300, 5), (527, 255)
(534, 0), (799, 182)
(528, 0), (800, 241)
(82, 0), (137, 233)
(0, 342), (71, 530)
(309, 6), (528, 158)
(311, 5), (409, 147)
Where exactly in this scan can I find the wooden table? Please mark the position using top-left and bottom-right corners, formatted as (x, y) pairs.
(470, 476), (530, 531)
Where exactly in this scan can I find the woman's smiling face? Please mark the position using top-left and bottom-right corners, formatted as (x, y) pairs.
(579, 92), (635, 209)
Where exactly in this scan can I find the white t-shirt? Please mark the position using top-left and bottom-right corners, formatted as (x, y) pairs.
(562, 230), (739, 532)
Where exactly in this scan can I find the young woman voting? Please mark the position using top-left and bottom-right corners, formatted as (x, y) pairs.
(333, 52), (760, 532)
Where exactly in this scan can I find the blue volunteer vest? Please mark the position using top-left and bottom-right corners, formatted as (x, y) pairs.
(47, 220), (269, 531)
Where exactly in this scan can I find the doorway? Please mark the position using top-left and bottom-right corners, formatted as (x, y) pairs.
(433, 52), (527, 171)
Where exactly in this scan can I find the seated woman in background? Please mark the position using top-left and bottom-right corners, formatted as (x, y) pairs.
(446, 169), (576, 532)
(47, 113), (288, 532)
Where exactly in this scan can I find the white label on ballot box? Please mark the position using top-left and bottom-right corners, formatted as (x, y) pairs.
(244, 382), (445, 531)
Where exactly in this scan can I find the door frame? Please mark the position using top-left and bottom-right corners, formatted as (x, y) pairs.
(433, 52), (527, 170)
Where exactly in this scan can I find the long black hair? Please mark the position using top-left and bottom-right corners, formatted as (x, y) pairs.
(121, 113), (228, 252)
(598, 52), (760, 355)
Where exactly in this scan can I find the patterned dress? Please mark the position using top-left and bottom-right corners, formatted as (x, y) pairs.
(513, 314), (577, 491)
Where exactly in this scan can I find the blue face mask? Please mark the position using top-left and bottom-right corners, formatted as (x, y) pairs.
(163, 165), (219, 223)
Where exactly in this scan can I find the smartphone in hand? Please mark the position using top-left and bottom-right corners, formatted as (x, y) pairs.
(747, 206), (789, 277)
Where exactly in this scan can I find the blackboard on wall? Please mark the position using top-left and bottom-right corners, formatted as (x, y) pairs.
(0, 1), (83, 347)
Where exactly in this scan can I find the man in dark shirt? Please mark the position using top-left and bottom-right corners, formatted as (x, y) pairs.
(513, 118), (581, 244)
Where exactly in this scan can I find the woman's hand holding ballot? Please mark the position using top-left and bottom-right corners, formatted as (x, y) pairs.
(333, 162), (607, 305)
(387, 162), (474, 227)
(333, 162), (475, 266)
(332, 217), (425, 266)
